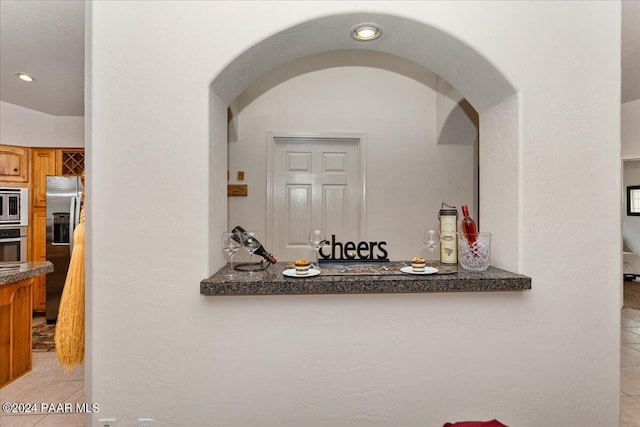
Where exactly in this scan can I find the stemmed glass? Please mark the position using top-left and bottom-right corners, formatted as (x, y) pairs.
(221, 232), (241, 277)
(242, 231), (261, 274)
(423, 229), (439, 266)
(308, 229), (326, 271)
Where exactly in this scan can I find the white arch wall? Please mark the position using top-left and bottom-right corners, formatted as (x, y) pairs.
(212, 12), (516, 110)
(227, 50), (478, 262)
(88, 2), (621, 426)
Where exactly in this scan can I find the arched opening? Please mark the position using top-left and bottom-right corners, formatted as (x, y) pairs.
(209, 12), (519, 272)
(226, 49), (479, 262)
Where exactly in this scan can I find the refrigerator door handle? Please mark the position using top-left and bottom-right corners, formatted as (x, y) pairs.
(68, 195), (82, 256)
(75, 195), (82, 225)
(69, 197), (76, 256)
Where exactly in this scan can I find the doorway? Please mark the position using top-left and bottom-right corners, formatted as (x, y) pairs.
(267, 134), (366, 260)
(623, 158), (640, 308)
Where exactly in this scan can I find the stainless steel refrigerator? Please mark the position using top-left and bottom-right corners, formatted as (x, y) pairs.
(46, 176), (83, 324)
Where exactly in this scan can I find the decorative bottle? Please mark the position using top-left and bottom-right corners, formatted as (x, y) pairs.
(461, 205), (478, 245)
(438, 203), (458, 264)
(231, 226), (277, 264)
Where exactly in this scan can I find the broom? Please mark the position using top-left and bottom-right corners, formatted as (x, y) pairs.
(55, 206), (85, 369)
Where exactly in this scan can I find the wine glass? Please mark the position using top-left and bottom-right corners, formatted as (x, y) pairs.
(308, 229), (326, 271)
(423, 229), (439, 266)
(221, 232), (241, 277)
(242, 231), (261, 274)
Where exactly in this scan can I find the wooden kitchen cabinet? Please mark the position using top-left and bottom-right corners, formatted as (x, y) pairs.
(30, 149), (56, 315)
(31, 148), (57, 207)
(31, 208), (48, 312)
(32, 276), (46, 313)
(0, 145), (29, 183)
(0, 278), (33, 387)
(31, 148), (85, 206)
(56, 148), (85, 176)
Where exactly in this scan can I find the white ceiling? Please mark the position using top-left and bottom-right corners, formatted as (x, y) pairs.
(0, 0), (85, 116)
(0, 0), (638, 117)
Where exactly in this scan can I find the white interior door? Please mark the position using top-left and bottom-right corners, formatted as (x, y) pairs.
(270, 136), (363, 261)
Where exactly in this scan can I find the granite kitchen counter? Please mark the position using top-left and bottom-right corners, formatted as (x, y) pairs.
(200, 261), (531, 296)
(0, 261), (54, 286)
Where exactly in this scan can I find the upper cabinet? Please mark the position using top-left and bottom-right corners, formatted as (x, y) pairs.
(56, 149), (85, 176)
(1, 145), (84, 185)
(0, 145), (29, 182)
(31, 149), (57, 207)
(30, 148), (85, 207)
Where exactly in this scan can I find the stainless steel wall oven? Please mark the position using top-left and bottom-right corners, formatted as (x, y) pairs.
(0, 187), (29, 227)
(0, 188), (28, 262)
(0, 226), (27, 262)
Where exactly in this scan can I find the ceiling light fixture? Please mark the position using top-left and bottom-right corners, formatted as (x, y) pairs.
(16, 72), (35, 82)
(351, 24), (382, 42)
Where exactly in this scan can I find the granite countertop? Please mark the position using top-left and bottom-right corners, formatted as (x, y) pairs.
(0, 261), (54, 286)
(200, 261), (531, 296)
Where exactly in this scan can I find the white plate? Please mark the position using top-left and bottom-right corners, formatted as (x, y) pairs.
(283, 268), (321, 278)
(400, 266), (438, 275)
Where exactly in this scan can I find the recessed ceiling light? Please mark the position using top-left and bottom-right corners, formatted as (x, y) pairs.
(16, 72), (35, 82)
(351, 24), (382, 42)
(17, 72), (35, 82)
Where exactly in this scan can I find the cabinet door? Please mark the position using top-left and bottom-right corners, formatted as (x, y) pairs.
(31, 208), (47, 312)
(32, 149), (56, 207)
(0, 278), (33, 387)
(0, 298), (9, 386)
(11, 281), (32, 379)
(32, 276), (46, 313)
(0, 145), (29, 182)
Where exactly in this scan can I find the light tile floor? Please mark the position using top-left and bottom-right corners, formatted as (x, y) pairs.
(2, 311), (640, 426)
(0, 316), (84, 427)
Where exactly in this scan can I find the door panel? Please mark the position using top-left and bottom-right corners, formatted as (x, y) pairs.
(285, 184), (311, 247)
(323, 185), (348, 239)
(273, 138), (361, 261)
(323, 152), (347, 173)
(287, 152), (311, 172)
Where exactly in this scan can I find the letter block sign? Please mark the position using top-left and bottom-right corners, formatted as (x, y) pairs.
(318, 234), (389, 261)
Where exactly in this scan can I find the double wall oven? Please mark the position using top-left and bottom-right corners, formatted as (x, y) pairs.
(0, 187), (28, 262)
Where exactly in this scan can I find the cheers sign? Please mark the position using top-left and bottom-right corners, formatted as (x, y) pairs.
(318, 235), (389, 261)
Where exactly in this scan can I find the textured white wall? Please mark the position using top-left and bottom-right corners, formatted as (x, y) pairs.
(228, 50), (477, 262)
(88, 2), (621, 426)
(0, 101), (84, 147)
(622, 99), (640, 158)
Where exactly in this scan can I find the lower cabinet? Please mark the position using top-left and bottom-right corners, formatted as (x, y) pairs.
(31, 208), (47, 312)
(0, 278), (33, 388)
(32, 276), (46, 313)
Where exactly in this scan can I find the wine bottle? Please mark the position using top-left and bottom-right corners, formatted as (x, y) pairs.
(461, 205), (478, 245)
(231, 226), (277, 264)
